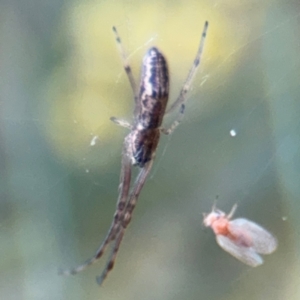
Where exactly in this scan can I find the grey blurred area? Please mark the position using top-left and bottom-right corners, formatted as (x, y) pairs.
(0, 0), (300, 299)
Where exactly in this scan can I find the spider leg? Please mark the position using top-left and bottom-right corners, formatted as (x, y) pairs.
(96, 227), (125, 285)
(160, 104), (185, 135)
(112, 26), (138, 105)
(96, 160), (154, 285)
(165, 21), (208, 115)
(122, 160), (154, 228)
(110, 117), (132, 130)
(59, 140), (133, 276)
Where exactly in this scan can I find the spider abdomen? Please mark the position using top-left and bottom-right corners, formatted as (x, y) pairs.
(136, 47), (169, 129)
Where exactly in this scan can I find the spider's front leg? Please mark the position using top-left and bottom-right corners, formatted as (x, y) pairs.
(59, 138), (133, 276)
(96, 159), (154, 285)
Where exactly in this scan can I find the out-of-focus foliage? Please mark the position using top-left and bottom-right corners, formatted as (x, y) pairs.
(0, 0), (299, 299)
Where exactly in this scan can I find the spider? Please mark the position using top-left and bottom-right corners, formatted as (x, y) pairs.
(60, 21), (209, 285)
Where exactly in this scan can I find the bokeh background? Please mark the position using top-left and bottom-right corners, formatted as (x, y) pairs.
(0, 0), (299, 299)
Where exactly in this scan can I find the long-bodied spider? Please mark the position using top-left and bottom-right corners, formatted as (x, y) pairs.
(60, 21), (208, 285)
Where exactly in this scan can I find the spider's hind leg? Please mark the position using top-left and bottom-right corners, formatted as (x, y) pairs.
(112, 26), (138, 104)
(161, 104), (185, 135)
(165, 21), (208, 115)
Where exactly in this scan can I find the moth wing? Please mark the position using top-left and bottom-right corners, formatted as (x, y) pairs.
(216, 235), (263, 267)
(229, 218), (277, 254)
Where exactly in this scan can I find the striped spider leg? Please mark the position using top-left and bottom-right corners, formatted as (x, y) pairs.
(60, 21), (208, 285)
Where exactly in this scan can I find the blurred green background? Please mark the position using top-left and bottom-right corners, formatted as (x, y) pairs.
(0, 0), (299, 299)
